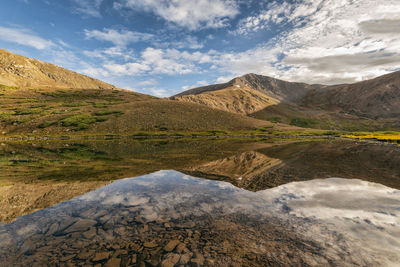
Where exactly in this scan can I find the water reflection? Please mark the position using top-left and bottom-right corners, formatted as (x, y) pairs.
(1, 170), (399, 266)
(2, 139), (400, 224)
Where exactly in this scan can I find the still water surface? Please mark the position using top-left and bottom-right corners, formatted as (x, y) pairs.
(0, 139), (399, 266)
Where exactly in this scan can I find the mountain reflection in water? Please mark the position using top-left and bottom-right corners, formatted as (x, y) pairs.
(1, 170), (399, 266)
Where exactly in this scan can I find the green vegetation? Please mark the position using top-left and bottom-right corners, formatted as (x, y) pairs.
(38, 121), (57, 128)
(341, 131), (400, 144)
(290, 117), (320, 128)
(0, 84), (18, 90)
(266, 117), (282, 123)
(61, 114), (108, 130)
(93, 109), (124, 116)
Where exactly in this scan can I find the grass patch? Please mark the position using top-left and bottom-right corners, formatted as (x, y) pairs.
(341, 131), (400, 143)
(207, 130), (228, 136)
(92, 102), (109, 108)
(61, 114), (108, 130)
(93, 109), (124, 116)
(290, 117), (320, 128)
(14, 108), (45, 115)
(0, 84), (18, 90)
(267, 117), (282, 123)
(38, 121), (57, 128)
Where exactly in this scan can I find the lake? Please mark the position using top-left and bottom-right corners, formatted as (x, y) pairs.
(0, 138), (399, 266)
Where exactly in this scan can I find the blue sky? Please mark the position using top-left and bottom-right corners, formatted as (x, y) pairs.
(0, 0), (399, 97)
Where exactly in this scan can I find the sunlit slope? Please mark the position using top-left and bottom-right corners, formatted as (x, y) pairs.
(174, 71), (400, 131)
(0, 49), (115, 89)
(0, 49), (283, 136)
(0, 87), (275, 136)
(173, 73), (317, 115)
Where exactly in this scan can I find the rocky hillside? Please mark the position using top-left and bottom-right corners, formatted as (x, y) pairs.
(173, 71), (400, 130)
(301, 71), (400, 118)
(0, 49), (115, 89)
(173, 74), (322, 115)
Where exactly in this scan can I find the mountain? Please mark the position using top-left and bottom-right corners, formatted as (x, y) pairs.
(173, 72), (400, 130)
(183, 140), (400, 191)
(0, 48), (115, 89)
(301, 71), (400, 119)
(0, 49), (281, 136)
(172, 74), (321, 115)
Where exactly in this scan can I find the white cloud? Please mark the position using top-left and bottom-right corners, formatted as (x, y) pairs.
(149, 87), (169, 97)
(0, 26), (55, 50)
(181, 80), (209, 91)
(84, 28), (153, 47)
(137, 79), (158, 86)
(169, 36), (204, 50)
(73, 0), (103, 18)
(230, 0), (400, 84)
(115, 0), (240, 30)
(81, 66), (110, 77)
(96, 47), (213, 77)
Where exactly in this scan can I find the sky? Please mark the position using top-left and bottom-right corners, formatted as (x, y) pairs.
(0, 0), (399, 97)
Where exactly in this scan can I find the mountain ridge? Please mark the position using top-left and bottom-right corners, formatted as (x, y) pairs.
(173, 71), (400, 130)
(0, 48), (116, 90)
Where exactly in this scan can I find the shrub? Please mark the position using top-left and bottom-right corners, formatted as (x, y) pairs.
(38, 121), (57, 128)
(93, 110), (124, 116)
(290, 117), (319, 128)
(267, 117), (282, 123)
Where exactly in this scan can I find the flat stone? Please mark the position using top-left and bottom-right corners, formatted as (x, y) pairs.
(190, 253), (204, 266)
(179, 253), (191, 265)
(161, 253), (180, 267)
(164, 240), (180, 252)
(77, 250), (95, 260)
(92, 251), (111, 262)
(175, 243), (187, 254)
(104, 257), (121, 267)
(60, 254), (75, 262)
(130, 254), (137, 264)
(64, 219), (97, 233)
(82, 227), (97, 239)
(143, 242), (158, 248)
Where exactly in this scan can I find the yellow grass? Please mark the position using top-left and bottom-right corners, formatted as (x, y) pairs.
(341, 131), (400, 143)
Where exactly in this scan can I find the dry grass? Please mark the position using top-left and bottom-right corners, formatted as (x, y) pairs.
(0, 87), (280, 137)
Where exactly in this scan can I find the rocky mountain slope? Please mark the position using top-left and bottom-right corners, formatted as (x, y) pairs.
(301, 71), (400, 118)
(173, 72), (400, 130)
(173, 74), (321, 115)
(0, 49), (115, 89)
(183, 140), (400, 191)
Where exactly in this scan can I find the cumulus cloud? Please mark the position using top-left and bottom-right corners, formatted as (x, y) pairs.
(231, 0), (400, 84)
(84, 28), (153, 47)
(87, 47), (215, 77)
(114, 0), (240, 30)
(0, 26), (55, 50)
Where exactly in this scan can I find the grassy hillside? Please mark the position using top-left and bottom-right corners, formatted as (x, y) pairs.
(0, 49), (115, 89)
(250, 102), (400, 131)
(0, 86), (279, 137)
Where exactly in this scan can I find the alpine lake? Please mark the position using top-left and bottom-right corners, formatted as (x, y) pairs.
(0, 137), (399, 266)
